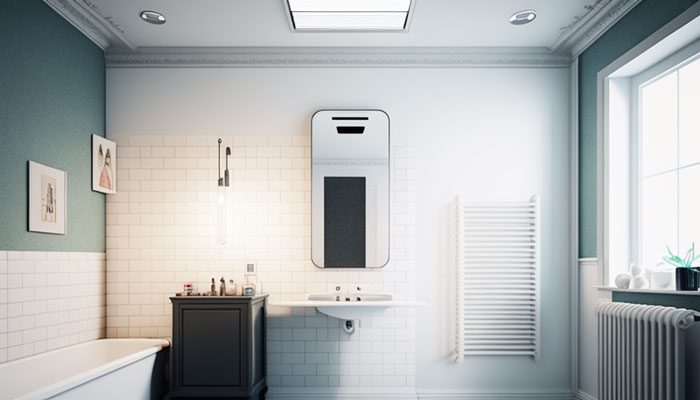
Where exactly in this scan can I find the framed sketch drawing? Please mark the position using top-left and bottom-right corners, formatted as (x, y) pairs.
(28, 161), (67, 234)
(92, 135), (117, 194)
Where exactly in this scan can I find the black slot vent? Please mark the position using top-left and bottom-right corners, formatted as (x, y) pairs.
(332, 117), (369, 120)
(324, 177), (366, 268)
(336, 126), (365, 134)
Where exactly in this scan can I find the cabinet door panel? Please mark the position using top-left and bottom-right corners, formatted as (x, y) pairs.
(181, 308), (242, 387)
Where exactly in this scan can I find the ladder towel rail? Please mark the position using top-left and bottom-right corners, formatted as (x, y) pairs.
(454, 195), (540, 363)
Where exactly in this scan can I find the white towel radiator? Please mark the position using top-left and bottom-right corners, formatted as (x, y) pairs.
(596, 302), (699, 400)
(454, 196), (540, 362)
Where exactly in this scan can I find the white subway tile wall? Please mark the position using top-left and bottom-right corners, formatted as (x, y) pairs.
(0, 251), (105, 363)
(106, 135), (416, 388)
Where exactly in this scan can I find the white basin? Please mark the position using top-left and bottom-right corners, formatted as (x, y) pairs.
(271, 293), (426, 320)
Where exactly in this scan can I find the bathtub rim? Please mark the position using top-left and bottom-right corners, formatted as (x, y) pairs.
(4, 338), (170, 400)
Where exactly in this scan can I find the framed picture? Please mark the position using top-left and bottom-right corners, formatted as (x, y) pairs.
(92, 135), (117, 194)
(28, 161), (67, 235)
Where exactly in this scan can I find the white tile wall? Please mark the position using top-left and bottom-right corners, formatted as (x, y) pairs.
(106, 135), (416, 388)
(0, 251), (105, 363)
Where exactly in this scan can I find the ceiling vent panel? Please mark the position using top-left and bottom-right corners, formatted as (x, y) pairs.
(286, 0), (413, 31)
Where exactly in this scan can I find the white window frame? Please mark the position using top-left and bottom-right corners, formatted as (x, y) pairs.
(597, 4), (700, 286)
(630, 44), (700, 270)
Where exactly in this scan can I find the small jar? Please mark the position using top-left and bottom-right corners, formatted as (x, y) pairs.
(226, 280), (237, 296)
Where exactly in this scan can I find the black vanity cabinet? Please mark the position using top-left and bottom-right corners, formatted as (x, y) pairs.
(168, 295), (268, 399)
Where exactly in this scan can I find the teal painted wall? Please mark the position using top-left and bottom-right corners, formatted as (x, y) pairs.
(0, 0), (105, 251)
(578, 0), (698, 258)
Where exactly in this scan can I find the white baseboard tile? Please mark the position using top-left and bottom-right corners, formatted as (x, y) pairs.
(416, 390), (573, 400)
(267, 387), (419, 400)
(573, 390), (596, 400)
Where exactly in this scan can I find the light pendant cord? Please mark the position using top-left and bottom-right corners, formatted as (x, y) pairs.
(225, 147), (231, 187)
(217, 138), (223, 187)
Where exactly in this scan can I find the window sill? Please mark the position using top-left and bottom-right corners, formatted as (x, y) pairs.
(596, 286), (700, 296)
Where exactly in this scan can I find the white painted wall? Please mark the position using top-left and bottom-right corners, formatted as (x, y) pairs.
(106, 66), (571, 395)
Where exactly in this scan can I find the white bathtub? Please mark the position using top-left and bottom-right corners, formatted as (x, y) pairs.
(0, 339), (169, 400)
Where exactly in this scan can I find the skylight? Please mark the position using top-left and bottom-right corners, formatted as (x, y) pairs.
(287, 0), (412, 31)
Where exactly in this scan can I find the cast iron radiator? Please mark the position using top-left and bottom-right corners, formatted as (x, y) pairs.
(596, 302), (699, 400)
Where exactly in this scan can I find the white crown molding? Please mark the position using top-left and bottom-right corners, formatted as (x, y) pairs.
(416, 390), (573, 400)
(43, 0), (136, 51)
(46, 0), (641, 65)
(105, 46), (571, 68)
(551, 0), (642, 57)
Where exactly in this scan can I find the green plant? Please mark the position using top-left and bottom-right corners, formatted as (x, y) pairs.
(663, 243), (700, 268)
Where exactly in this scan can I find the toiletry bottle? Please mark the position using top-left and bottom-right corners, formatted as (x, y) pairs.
(210, 278), (216, 296)
(219, 277), (226, 296)
(242, 263), (257, 296)
(226, 279), (236, 296)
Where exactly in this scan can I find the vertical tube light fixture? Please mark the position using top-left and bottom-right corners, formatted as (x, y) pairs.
(217, 139), (231, 245)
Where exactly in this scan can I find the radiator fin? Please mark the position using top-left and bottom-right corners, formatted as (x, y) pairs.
(596, 302), (697, 400)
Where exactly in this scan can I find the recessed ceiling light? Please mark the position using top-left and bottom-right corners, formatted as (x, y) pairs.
(140, 10), (166, 25)
(287, 0), (412, 31)
(510, 9), (536, 25)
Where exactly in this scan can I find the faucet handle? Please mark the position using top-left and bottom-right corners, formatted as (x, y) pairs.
(356, 286), (361, 291)
(335, 286), (341, 291)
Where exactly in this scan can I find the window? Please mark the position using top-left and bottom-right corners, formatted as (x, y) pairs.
(636, 55), (700, 270)
(599, 15), (700, 287)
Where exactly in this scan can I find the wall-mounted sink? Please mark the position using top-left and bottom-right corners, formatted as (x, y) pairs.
(271, 293), (425, 321)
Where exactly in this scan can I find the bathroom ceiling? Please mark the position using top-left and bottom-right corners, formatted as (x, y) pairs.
(86, 0), (597, 48)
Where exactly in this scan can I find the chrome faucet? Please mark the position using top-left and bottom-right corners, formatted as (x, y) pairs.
(356, 286), (361, 301)
(335, 286), (341, 301)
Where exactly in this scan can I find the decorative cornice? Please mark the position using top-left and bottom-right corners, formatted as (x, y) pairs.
(46, 0), (641, 66)
(105, 47), (571, 68)
(551, 0), (642, 57)
(43, 0), (136, 51)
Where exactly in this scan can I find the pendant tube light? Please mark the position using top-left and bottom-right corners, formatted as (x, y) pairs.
(217, 139), (227, 245)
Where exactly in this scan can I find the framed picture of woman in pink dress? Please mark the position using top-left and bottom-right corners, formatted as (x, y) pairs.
(92, 135), (117, 194)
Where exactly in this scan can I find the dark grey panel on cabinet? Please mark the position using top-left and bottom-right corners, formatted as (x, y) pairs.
(182, 308), (242, 387)
(168, 295), (268, 399)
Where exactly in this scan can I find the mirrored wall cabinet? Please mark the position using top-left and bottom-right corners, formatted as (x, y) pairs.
(311, 110), (390, 269)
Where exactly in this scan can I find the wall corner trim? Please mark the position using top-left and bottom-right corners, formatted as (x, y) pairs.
(569, 58), (581, 398)
(551, 0), (642, 57)
(43, 0), (136, 51)
(104, 46), (571, 68)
